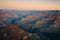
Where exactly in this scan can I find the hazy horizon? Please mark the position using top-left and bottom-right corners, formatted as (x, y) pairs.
(0, 0), (60, 10)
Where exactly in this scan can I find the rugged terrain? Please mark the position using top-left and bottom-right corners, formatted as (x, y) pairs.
(0, 10), (60, 40)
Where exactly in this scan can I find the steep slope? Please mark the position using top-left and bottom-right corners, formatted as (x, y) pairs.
(0, 10), (60, 40)
(0, 25), (29, 40)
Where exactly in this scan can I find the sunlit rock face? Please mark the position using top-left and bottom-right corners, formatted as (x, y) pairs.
(0, 9), (60, 40)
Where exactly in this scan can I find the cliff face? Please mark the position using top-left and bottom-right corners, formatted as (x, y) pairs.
(48, 14), (60, 30)
(0, 25), (29, 40)
(0, 10), (60, 40)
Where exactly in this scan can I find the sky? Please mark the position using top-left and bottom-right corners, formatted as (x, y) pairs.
(0, 0), (60, 10)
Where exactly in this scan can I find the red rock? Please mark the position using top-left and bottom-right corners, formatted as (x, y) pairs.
(0, 25), (28, 40)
